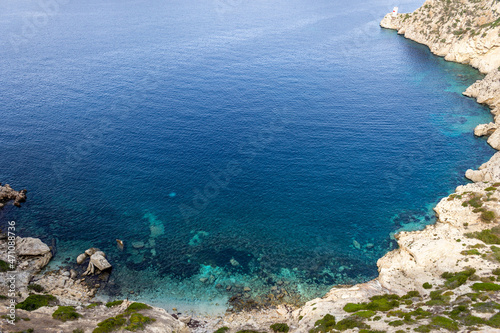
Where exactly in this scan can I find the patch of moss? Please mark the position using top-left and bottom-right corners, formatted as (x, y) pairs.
(430, 316), (459, 331)
(93, 314), (127, 333)
(27, 284), (44, 293)
(52, 306), (82, 322)
(472, 282), (500, 291)
(270, 323), (289, 332)
(422, 282), (432, 289)
(125, 302), (151, 313)
(309, 314), (336, 333)
(16, 294), (57, 311)
(124, 312), (156, 331)
(214, 327), (230, 333)
(105, 300), (124, 308)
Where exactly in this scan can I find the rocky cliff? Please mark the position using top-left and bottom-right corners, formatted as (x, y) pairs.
(380, 0), (500, 74)
(2, 1), (500, 332)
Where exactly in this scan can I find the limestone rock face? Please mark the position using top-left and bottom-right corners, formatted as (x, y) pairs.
(465, 151), (500, 183)
(380, 1), (500, 74)
(474, 122), (497, 137)
(464, 70), (500, 114)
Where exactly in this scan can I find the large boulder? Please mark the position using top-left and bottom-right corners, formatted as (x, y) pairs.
(16, 237), (51, 256)
(90, 251), (111, 271)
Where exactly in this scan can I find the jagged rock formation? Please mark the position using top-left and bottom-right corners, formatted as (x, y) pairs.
(0, 183), (27, 208)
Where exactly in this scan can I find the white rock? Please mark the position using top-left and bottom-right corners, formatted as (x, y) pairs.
(16, 237), (51, 256)
(76, 253), (87, 265)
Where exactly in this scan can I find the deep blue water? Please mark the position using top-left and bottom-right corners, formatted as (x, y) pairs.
(0, 0), (495, 314)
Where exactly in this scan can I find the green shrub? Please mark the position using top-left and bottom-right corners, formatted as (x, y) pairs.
(426, 290), (450, 306)
(214, 327), (230, 333)
(422, 282), (432, 289)
(388, 320), (404, 326)
(52, 306), (81, 322)
(343, 303), (365, 312)
(236, 331), (262, 333)
(270, 323), (289, 332)
(353, 310), (376, 318)
(87, 302), (101, 308)
(489, 312), (500, 327)
(0, 259), (13, 272)
(27, 284), (45, 293)
(481, 211), (496, 222)
(125, 302), (151, 313)
(485, 187), (497, 191)
(461, 249), (480, 255)
(105, 300), (123, 308)
(124, 313), (156, 331)
(334, 316), (369, 331)
(414, 325), (431, 333)
(441, 268), (475, 289)
(16, 294), (57, 311)
(410, 307), (432, 319)
(73, 329), (85, 333)
(402, 290), (420, 299)
(472, 283), (500, 291)
(309, 314), (336, 333)
(93, 315), (127, 333)
(466, 228), (500, 244)
(462, 315), (486, 326)
(472, 302), (500, 313)
(431, 316), (459, 331)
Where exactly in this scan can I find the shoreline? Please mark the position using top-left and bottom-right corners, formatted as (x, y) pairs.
(2, 1), (500, 332)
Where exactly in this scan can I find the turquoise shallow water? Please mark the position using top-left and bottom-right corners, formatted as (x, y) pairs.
(0, 0), (495, 314)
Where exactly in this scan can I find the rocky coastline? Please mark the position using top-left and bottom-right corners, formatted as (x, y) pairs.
(2, 0), (500, 332)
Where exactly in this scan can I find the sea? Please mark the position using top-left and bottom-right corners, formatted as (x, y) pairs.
(0, 0), (495, 315)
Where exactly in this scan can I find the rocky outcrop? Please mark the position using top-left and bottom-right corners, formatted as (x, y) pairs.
(380, 0), (500, 74)
(76, 247), (112, 276)
(465, 70), (500, 115)
(0, 183), (27, 208)
(0, 299), (190, 333)
(0, 235), (52, 300)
